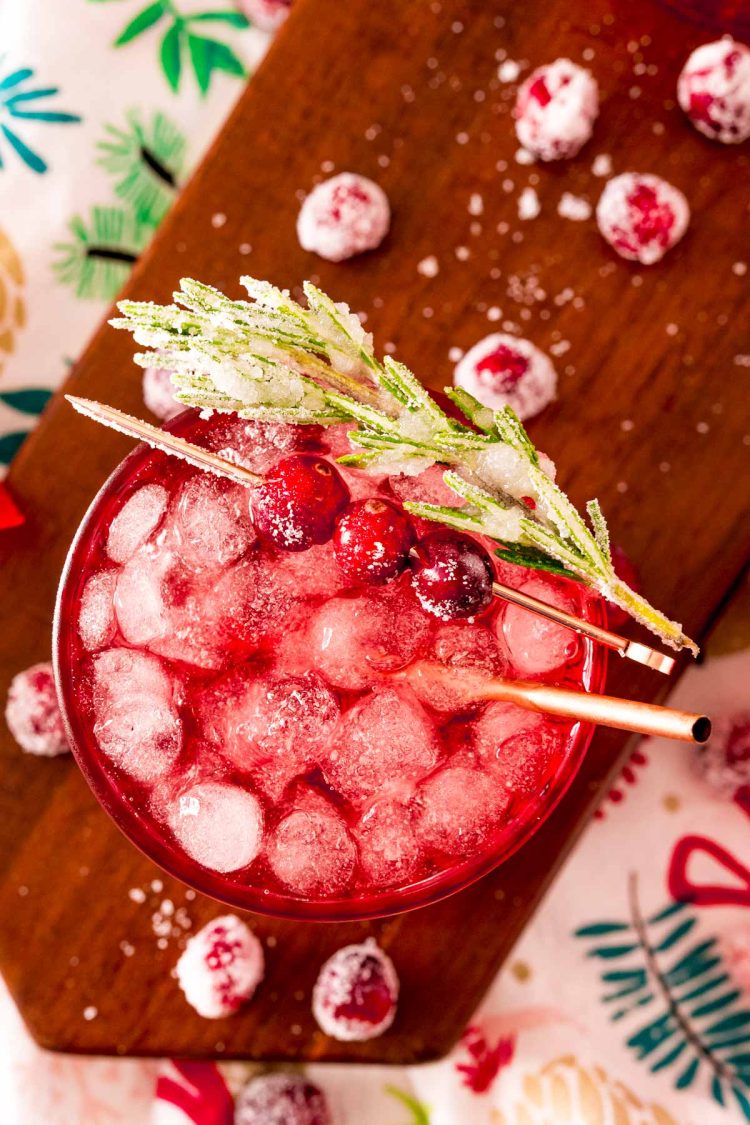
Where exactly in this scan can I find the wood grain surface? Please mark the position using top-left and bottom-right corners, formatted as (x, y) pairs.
(1, 0), (749, 1062)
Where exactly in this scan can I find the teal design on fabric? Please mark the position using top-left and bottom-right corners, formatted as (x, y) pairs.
(574, 875), (750, 1120)
(0, 59), (81, 173)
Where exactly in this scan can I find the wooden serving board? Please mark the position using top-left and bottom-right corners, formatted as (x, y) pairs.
(1, 0), (749, 1063)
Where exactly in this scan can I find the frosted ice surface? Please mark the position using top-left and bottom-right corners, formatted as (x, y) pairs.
(106, 484), (168, 564)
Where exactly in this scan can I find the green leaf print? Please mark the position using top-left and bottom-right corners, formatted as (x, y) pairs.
(384, 1084), (431, 1125)
(97, 108), (186, 224)
(114, 0), (167, 46)
(160, 23), (183, 92)
(574, 874), (750, 1120)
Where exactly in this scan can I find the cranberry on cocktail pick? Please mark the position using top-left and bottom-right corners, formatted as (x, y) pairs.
(235, 1073), (332, 1125)
(333, 497), (415, 585)
(410, 530), (495, 621)
(312, 937), (399, 1041)
(251, 453), (350, 551)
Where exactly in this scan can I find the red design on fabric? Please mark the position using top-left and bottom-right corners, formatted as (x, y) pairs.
(668, 791), (750, 909)
(455, 1025), (515, 1093)
(157, 1061), (234, 1124)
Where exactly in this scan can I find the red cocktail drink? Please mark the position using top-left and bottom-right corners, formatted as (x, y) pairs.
(54, 409), (606, 921)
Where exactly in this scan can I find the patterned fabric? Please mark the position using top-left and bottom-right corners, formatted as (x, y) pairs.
(2, 5), (750, 1124)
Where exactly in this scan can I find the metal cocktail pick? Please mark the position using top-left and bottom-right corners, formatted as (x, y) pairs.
(67, 394), (689, 714)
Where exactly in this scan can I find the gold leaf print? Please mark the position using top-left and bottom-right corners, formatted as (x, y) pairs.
(0, 228), (25, 378)
(498, 1055), (679, 1125)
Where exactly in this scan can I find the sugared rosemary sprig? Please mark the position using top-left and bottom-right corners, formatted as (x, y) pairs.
(111, 276), (697, 655)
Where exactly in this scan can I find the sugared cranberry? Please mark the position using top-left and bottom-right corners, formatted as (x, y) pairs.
(238, 0), (293, 34)
(235, 1073), (332, 1125)
(312, 938), (399, 1041)
(694, 712), (750, 797)
(5, 662), (70, 757)
(251, 454), (349, 551)
(514, 58), (599, 161)
(608, 546), (641, 629)
(176, 914), (264, 1019)
(453, 333), (557, 420)
(410, 531), (495, 620)
(297, 172), (390, 262)
(677, 39), (750, 145)
(333, 498), (415, 585)
(596, 173), (690, 265)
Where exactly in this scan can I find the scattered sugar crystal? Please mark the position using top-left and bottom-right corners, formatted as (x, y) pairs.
(500, 576), (581, 675)
(297, 173), (390, 262)
(78, 571), (117, 651)
(268, 806), (355, 896)
(129, 887), (147, 904)
(355, 798), (423, 887)
(455, 245), (470, 260)
(558, 192), (592, 221)
(176, 914), (264, 1018)
(417, 255), (439, 278)
(498, 59), (521, 83)
(515, 147), (535, 165)
(106, 484), (168, 564)
(83, 1006), (98, 1021)
(418, 767), (510, 855)
(448, 346), (464, 362)
(167, 781), (263, 873)
(5, 662), (69, 757)
(733, 261), (748, 276)
(211, 212), (227, 228)
(94, 693), (181, 783)
(468, 193), (484, 216)
(518, 186), (541, 221)
(456, 132), (469, 144)
(325, 685), (438, 804)
(592, 153), (612, 177)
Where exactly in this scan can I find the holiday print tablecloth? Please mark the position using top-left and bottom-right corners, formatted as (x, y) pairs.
(2, 3), (750, 1123)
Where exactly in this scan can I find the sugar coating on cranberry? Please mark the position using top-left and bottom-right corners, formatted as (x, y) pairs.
(297, 172), (390, 262)
(142, 366), (183, 421)
(677, 38), (750, 144)
(312, 937), (399, 1041)
(235, 1073), (332, 1125)
(596, 173), (690, 265)
(238, 0), (292, 33)
(410, 530), (494, 621)
(453, 332), (557, 420)
(514, 58), (599, 161)
(334, 498), (415, 585)
(251, 454), (349, 551)
(5, 662), (70, 757)
(693, 711), (750, 797)
(176, 914), (264, 1018)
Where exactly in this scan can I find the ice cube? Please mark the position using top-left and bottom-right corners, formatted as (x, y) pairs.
(166, 780), (263, 873)
(106, 484), (168, 564)
(114, 547), (170, 647)
(78, 571), (117, 651)
(389, 464), (462, 508)
(354, 798), (423, 887)
(93, 693), (181, 783)
(274, 538), (347, 599)
(267, 806), (356, 896)
(200, 555), (297, 653)
(203, 669), (339, 780)
(472, 700), (543, 770)
(325, 685), (438, 804)
(417, 766), (510, 855)
(408, 623), (504, 711)
(499, 576), (582, 675)
(488, 725), (566, 797)
(92, 648), (174, 707)
(308, 578), (433, 691)
(172, 475), (255, 571)
(206, 417), (319, 475)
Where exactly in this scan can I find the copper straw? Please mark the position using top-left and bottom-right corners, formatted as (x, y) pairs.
(68, 396), (676, 681)
(406, 664), (710, 744)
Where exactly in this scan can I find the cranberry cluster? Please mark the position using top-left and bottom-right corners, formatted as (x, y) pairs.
(251, 453), (495, 620)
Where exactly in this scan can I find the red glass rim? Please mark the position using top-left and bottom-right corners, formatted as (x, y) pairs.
(53, 408), (609, 923)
